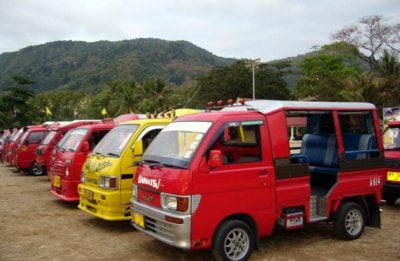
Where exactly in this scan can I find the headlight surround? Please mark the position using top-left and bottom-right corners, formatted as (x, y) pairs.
(99, 176), (118, 189)
(132, 184), (137, 200)
(161, 193), (189, 213)
(80, 171), (85, 183)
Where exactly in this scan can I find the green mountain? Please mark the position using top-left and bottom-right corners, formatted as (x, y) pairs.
(0, 38), (235, 93)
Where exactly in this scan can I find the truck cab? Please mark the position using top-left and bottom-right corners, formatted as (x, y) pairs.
(36, 120), (100, 176)
(78, 109), (199, 220)
(50, 115), (139, 202)
(4, 127), (25, 167)
(14, 125), (49, 175)
(50, 122), (116, 201)
(382, 120), (400, 204)
(131, 100), (383, 261)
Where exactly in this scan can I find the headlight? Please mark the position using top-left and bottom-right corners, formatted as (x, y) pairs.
(132, 184), (137, 200)
(161, 193), (189, 212)
(65, 167), (69, 177)
(81, 171), (85, 183)
(99, 176), (118, 189)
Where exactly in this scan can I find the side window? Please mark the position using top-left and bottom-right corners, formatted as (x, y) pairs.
(89, 130), (109, 150)
(28, 132), (45, 144)
(286, 113), (307, 155)
(142, 129), (162, 151)
(339, 112), (375, 135)
(212, 122), (262, 164)
(287, 111), (337, 167)
(339, 111), (378, 159)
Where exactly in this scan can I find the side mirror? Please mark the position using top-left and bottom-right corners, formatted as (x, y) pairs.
(209, 150), (222, 169)
(133, 140), (143, 156)
(82, 141), (90, 152)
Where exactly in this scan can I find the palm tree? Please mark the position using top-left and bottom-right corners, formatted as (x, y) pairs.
(340, 71), (381, 105)
(375, 50), (400, 107)
(140, 78), (170, 113)
(109, 81), (140, 115)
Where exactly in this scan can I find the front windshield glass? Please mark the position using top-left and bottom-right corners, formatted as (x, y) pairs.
(383, 126), (400, 150)
(93, 124), (139, 157)
(18, 131), (29, 145)
(11, 129), (23, 142)
(56, 130), (72, 149)
(142, 121), (212, 169)
(41, 131), (57, 145)
(60, 128), (88, 152)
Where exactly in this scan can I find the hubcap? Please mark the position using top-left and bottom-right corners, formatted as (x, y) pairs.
(344, 208), (363, 236)
(32, 165), (43, 175)
(224, 228), (249, 260)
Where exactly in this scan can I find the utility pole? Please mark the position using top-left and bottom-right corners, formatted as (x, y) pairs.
(245, 58), (261, 100)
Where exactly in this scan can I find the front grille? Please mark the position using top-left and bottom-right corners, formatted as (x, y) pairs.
(53, 164), (65, 176)
(87, 205), (97, 213)
(36, 147), (44, 156)
(144, 216), (175, 241)
(135, 203), (175, 242)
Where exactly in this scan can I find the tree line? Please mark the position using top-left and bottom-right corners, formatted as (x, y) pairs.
(1, 15), (399, 128)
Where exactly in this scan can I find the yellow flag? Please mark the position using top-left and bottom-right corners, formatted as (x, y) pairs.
(45, 106), (52, 116)
(101, 107), (107, 116)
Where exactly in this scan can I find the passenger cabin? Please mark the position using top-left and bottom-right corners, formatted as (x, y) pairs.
(222, 100), (383, 221)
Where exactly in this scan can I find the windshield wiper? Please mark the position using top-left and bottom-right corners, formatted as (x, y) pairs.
(139, 160), (185, 169)
(105, 152), (119, 157)
(143, 159), (163, 169)
(162, 163), (185, 169)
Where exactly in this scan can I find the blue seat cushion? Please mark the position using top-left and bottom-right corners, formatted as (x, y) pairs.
(301, 134), (338, 167)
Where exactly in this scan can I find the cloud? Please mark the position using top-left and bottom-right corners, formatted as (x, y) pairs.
(0, 0), (399, 61)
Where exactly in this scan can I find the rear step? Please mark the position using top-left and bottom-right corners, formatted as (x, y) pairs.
(310, 195), (328, 222)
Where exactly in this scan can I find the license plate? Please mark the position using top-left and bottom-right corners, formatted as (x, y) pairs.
(84, 189), (93, 201)
(387, 171), (400, 182)
(133, 212), (145, 228)
(53, 175), (61, 188)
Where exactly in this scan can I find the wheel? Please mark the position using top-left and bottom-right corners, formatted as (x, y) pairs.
(212, 220), (254, 261)
(29, 162), (44, 176)
(334, 202), (365, 240)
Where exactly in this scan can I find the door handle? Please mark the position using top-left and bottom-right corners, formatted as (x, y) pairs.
(258, 169), (268, 176)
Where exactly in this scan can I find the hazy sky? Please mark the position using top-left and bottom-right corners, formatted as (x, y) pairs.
(1, 0), (399, 61)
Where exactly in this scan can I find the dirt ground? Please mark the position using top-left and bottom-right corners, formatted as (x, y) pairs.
(1, 163), (400, 261)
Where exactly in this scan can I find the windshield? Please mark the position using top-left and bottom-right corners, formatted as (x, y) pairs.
(18, 131), (29, 145)
(41, 131), (57, 145)
(11, 129), (23, 142)
(142, 121), (212, 169)
(93, 124), (139, 157)
(383, 126), (400, 150)
(60, 128), (88, 152)
(56, 130), (72, 149)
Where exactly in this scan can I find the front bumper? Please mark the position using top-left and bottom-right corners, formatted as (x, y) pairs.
(131, 199), (191, 249)
(78, 184), (131, 221)
(51, 177), (79, 201)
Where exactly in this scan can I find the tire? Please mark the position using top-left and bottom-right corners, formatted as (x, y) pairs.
(29, 163), (44, 176)
(334, 202), (365, 240)
(212, 220), (254, 261)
